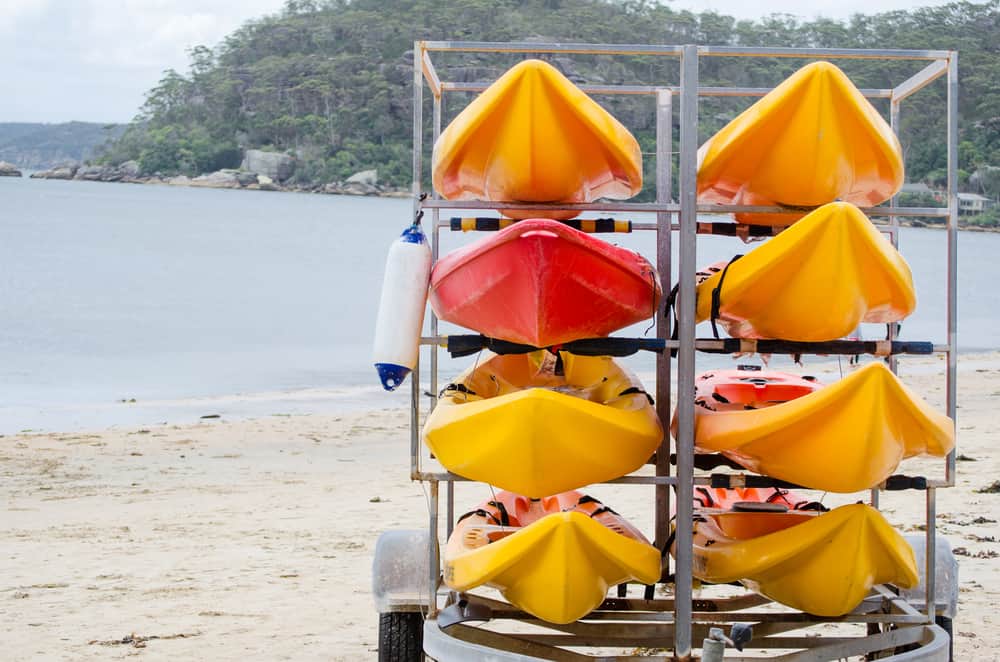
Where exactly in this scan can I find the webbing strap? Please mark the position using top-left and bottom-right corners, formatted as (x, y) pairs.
(440, 382), (477, 398)
(710, 254), (744, 339)
(487, 500), (511, 527)
(619, 387), (655, 406)
(457, 508), (502, 526)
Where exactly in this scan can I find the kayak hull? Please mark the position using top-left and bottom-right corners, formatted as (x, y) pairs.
(694, 202), (916, 341)
(697, 61), (904, 225)
(424, 352), (662, 497)
(683, 504), (918, 616)
(679, 364), (954, 493)
(446, 494), (660, 624)
(432, 59), (642, 218)
(430, 219), (661, 346)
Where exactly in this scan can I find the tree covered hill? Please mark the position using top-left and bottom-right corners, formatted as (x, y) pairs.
(1, 122), (123, 170)
(99, 0), (1000, 197)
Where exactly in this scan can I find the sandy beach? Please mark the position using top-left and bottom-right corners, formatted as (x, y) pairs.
(2, 352), (998, 660)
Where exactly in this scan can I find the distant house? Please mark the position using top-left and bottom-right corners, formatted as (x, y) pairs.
(958, 192), (993, 214)
(900, 182), (945, 203)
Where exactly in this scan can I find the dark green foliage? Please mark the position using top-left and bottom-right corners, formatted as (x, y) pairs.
(100, 0), (1000, 191)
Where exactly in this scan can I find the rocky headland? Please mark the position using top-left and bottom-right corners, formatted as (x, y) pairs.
(27, 149), (407, 197)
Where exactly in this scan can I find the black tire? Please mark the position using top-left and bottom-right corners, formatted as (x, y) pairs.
(935, 615), (953, 662)
(378, 612), (424, 662)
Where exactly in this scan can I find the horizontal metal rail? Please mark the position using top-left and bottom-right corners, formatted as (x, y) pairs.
(413, 470), (678, 485)
(441, 80), (893, 98)
(699, 45), (951, 60)
(421, 40), (684, 55)
(421, 40), (951, 60)
(420, 198), (952, 218)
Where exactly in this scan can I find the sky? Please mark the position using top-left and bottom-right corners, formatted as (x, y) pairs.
(0, 0), (957, 124)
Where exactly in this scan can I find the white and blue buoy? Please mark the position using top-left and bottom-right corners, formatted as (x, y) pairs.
(372, 222), (432, 391)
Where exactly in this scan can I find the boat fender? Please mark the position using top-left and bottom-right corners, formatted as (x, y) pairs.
(372, 222), (432, 391)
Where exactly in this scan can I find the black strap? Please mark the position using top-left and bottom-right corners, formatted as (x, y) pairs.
(589, 505), (620, 518)
(553, 351), (565, 377)
(664, 282), (680, 358)
(440, 382), (477, 398)
(577, 495), (601, 505)
(457, 508), (504, 526)
(694, 487), (715, 508)
(619, 387), (654, 406)
(709, 254), (743, 339)
(486, 500), (511, 527)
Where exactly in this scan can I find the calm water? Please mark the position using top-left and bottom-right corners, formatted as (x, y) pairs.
(1, 176), (996, 431)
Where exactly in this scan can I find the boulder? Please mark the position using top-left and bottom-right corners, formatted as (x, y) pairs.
(75, 165), (111, 181)
(190, 169), (242, 189)
(0, 161), (22, 177)
(30, 164), (77, 180)
(119, 160), (141, 177)
(257, 174), (279, 191)
(166, 175), (192, 186)
(241, 150), (295, 182)
(346, 169), (378, 186)
(235, 171), (258, 187)
(342, 181), (380, 196)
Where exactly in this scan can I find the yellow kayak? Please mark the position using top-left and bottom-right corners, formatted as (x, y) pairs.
(445, 491), (661, 624)
(695, 202), (916, 341)
(424, 351), (662, 497)
(683, 503), (918, 616)
(682, 363), (954, 493)
(431, 59), (642, 219)
(697, 61), (904, 225)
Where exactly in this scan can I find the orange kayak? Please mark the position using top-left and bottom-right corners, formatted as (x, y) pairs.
(678, 503), (918, 616)
(697, 62), (904, 225)
(432, 59), (642, 219)
(676, 365), (954, 493)
(444, 491), (660, 623)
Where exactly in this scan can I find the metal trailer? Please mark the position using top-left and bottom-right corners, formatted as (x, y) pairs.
(373, 40), (960, 661)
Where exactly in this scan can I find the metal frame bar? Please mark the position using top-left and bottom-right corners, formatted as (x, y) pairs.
(442, 81), (893, 98)
(406, 38), (958, 660)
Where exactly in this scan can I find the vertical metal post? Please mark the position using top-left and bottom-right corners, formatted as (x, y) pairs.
(654, 89), (673, 555)
(887, 98), (902, 377)
(411, 42), (424, 214)
(674, 44), (699, 662)
(430, 94), (442, 415)
(925, 486), (936, 624)
(410, 43), (424, 480)
(430, 91), (455, 537)
(945, 52), (959, 486)
(428, 479), (440, 617)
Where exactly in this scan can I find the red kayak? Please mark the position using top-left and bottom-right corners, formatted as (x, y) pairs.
(430, 219), (661, 346)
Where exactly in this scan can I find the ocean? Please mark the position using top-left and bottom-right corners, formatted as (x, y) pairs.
(1, 176), (995, 432)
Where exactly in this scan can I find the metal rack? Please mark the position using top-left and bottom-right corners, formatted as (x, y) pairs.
(401, 39), (958, 661)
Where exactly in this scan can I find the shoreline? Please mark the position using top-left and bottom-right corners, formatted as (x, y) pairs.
(10, 172), (999, 230)
(1, 351), (998, 659)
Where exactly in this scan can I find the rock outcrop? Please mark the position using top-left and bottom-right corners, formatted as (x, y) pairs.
(346, 169), (378, 186)
(189, 169), (243, 188)
(241, 150), (295, 182)
(0, 161), (21, 177)
(30, 164), (78, 180)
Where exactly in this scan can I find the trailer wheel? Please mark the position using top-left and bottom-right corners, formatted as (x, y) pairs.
(935, 615), (953, 662)
(378, 612), (423, 662)
(887, 615), (953, 661)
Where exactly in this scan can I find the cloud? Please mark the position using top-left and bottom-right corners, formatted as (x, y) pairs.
(0, 0), (286, 122)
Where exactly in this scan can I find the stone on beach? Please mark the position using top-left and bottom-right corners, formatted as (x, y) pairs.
(0, 161), (22, 177)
